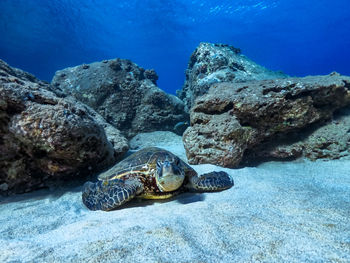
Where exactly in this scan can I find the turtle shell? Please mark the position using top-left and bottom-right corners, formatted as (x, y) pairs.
(97, 147), (195, 198)
(100, 146), (193, 178)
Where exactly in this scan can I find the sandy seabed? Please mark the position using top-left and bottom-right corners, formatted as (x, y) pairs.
(1, 132), (349, 263)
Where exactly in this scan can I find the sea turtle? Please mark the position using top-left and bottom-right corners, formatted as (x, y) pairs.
(82, 147), (234, 211)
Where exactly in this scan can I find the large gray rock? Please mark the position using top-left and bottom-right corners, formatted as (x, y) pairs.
(183, 73), (350, 167)
(51, 59), (188, 138)
(242, 107), (350, 164)
(0, 59), (128, 195)
(177, 42), (287, 110)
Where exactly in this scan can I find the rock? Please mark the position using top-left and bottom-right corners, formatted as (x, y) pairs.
(177, 42), (287, 110)
(183, 74), (350, 167)
(51, 58), (188, 138)
(302, 108), (350, 160)
(243, 107), (350, 163)
(75, 101), (129, 158)
(0, 59), (128, 195)
(173, 120), (190, 136)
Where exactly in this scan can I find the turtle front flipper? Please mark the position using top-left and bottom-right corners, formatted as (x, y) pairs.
(82, 179), (143, 211)
(188, 171), (234, 191)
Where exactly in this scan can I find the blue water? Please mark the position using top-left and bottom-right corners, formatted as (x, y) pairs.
(0, 0), (349, 94)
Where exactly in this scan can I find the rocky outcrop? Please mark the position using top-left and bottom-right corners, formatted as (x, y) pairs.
(177, 42), (287, 111)
(242, 107), (350, 164)
(51, 59), (188, 138)
(183, 73), (350, 167)
(0, 59), (128, 195)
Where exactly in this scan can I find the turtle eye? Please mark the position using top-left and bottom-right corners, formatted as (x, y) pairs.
(156, 160), (163, 178)
(156, 160), (163, 169)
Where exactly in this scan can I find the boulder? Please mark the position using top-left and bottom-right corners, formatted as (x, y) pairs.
(177, 42), (287, 111)
(242, 107), (350, 164)
(0, 59), (128, 195)
(183, 73), (350, 167)
(51, 59), (188, 138)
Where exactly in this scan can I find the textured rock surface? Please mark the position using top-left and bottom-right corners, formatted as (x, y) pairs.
(1, 141), (349, 263)
(177, 42), (287, 110)
(0, 59), (128, 195)
(183, 73), (350, 167)
(243, 107), (350, 163)
(51, 58), (188, 138)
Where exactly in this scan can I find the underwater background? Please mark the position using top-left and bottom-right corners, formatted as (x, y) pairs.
(0, 0), (350, 94)
(2, 1), (350, 262)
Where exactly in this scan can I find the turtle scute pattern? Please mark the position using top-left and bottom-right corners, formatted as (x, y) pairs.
(82, 179), (142, 211)
(191, 171), (234, 191)
(82, 147), (234, 211)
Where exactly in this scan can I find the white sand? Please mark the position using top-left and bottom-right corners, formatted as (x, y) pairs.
(1, 132), (349, 262)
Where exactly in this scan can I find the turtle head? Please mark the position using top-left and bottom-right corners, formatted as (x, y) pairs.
(156, 158), (185, 192)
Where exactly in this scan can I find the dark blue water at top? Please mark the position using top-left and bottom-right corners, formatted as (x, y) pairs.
(0, 0), (349, 94)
